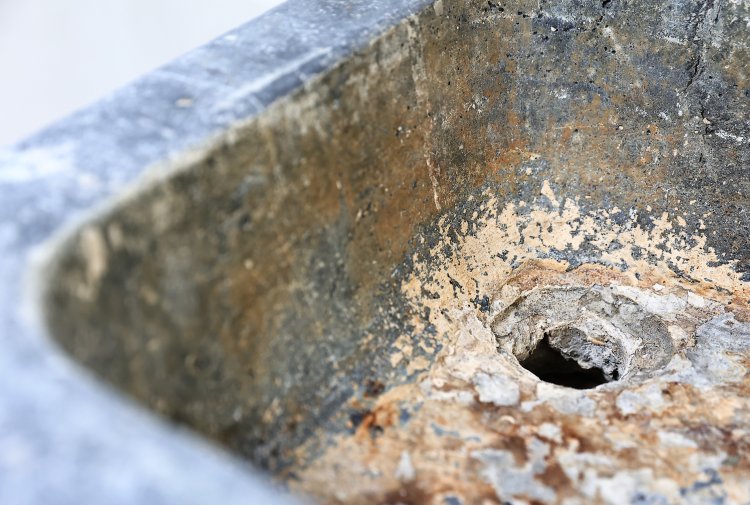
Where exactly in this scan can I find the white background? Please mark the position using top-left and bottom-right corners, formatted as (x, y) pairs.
(0, 0), (284, 147)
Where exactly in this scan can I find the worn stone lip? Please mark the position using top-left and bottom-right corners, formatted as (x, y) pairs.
(0, 1), (430, 503)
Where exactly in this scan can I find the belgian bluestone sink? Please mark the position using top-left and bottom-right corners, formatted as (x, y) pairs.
(2, 0), (750, 503)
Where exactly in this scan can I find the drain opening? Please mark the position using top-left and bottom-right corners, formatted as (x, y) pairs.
(519, 334), (613, 389)
(494, 286), (676, 390)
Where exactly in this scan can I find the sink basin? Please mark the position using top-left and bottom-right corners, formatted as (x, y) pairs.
(5, 0), (750, 503)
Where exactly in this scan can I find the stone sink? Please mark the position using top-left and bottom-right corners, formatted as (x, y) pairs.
(2, 0), (750, 503)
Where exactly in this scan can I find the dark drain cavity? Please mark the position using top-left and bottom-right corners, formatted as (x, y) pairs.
(519, 335), (611, 389)
(494, 286), (678, 389)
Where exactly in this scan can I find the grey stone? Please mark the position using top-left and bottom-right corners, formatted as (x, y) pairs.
(0, 0), (429, 503)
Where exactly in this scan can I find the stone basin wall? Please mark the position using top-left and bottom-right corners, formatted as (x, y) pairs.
(42, 0), (750, 503)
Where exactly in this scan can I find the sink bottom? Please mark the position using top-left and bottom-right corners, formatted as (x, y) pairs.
(283, 187), (750, 504)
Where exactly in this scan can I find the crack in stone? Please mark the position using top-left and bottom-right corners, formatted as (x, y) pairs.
(683, 0), (722, 94)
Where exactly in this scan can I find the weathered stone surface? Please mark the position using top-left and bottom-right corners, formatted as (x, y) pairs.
(290, 192), (750, 503)
(4, 0), (750, 503)
(0, 0), (431, 503)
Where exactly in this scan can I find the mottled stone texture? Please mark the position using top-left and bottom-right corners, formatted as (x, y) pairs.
(43, 0), (749, 502)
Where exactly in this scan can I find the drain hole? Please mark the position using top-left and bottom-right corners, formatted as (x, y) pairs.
(519, 335), (610, 389)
